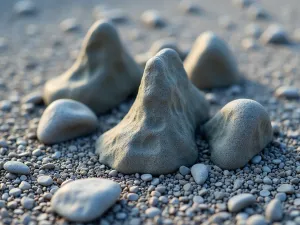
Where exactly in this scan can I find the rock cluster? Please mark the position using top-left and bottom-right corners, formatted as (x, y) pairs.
(96, 49), (209, 175)
(43, 20), (142, 114)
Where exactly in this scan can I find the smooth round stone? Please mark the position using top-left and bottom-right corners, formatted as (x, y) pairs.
(60, 18), (80, 32)
(51, 178), (121, 222)
(141, 174), (153, 182)
(294, 198), (300, 206)
(14, 0), (36, 15)
(3, 161), (30, 175)
(179, 166), (191, 176)
(127, 193), (139, 201)
(21, 197), (34, 209)
(22, 91), (43, 105)
(277, 184), (294, 194)
(37, 99), (98, 144)
(193, 196), (204, 204)
(275, 193), (287, 202)
(228, 194), (256, 212)
(37, 176), (53, 186)
(145, 207), (161, 218)
(191, 164), (209, 185)
(275, 86), (299, 99)
(246, 215), (267, 225)
(265, 199), (283, 222)
(19, 181), (31, 190)
(245, 23), (262, 39)
(251, 155), (262, 164)
(259, 190), (270, 197)
(141, 10), (165, 28)
(9, 188), (21, 197)
(260, 24), (289, 45)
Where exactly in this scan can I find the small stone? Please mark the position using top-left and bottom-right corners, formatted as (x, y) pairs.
(246, 215), (267, 225)
(275, 193), (287, 202)
(191, 164), (209, 185)
(141, 10), (166, 28)
(245, 24), (262, 39)
(3, 161), (30, 175)
(277, 184), (294, 194)
(127, 193), (139, 201)
(232, 0), (253, 8)
(179, 166), (191, 176)
(265, 199), (283, 222)
(228, 193), (256, 212)
(260, 24), (290, 45)
(179, 0), (200, 14)
(248, 4), (268, 20)
(93, 7), (128, 23)
(22, 91), (43, 105)
(204, 99), (272, 170)
(218, 16), (235, 30)
(251, 155), (262, 164)
(19, 181), (31, 190)
(145, 207), (161, 218)
(259, 190), (270, 197)
(108, 170), (118, 177)
(275, 86), (299, 99)
(193, 196), (204, 204)
(0, 100), (12, 111)
(37, 175), (53, 186)
(184, 31), (240, 89)
(242, 38), (259, 50)
(21, 197), (34, 209)
(51, 178), (121, 222)
(141, 174), (153, 182)
(37, 99), (98, 144)
(294, 198), (300, 206)
(9, 188), (21, 197)
(60, 18), (80, 32)
(14, 0), (36, 15)
(40, 163), (55, 170)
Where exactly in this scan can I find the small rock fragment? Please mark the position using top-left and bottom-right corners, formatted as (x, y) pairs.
(3, 161), (30, 175)
(141, 10), (166, 28)
(265, 199), (283, 222)
(51, 178), (121, 222)
(96, 49), (209, 174)
(14, 0), (36, 15)
(275, 86), (299, 99)
(260, 24), (290, 45)
(277, 184), (294, 194)
(60, 18), (80, 32)
(37, 175), (53, 186)
(228, 193), (256, 212)
(184, 31), (240, 89)
(37, 99), (98, 144)
(191, 164), (209, 185)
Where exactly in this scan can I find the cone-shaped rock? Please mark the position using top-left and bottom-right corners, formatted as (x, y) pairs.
(96, 49), (210, 175)
(204, 99), (272, 170)
(43, 20), (142, 114)
(184, 32), (240, 89)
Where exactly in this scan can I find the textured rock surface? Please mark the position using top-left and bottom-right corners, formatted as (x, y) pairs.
(204, 99), (272, 170)
(43, 20), (142, 114)
(96, 49), (209, 175)
(37, 99), (98, 144)
(51, 178), (121, 222)
(184, 31), (240, 89)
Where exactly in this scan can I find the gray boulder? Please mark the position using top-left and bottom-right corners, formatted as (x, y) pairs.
(204, 99), (272, 170)
(96, 49), (210, 175)
(184, 31), (240, 89)
(43, 20), (142, 114)
(37, 99), (98, 144)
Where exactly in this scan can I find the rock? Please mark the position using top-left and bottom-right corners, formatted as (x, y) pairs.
(3, 161), (30, 175)
(242, 38), (259, 51)
(22, 91), (43, 105)
(191, 164), (209, 185)
(127, 193), (139, 201)
(0, 37), (8, 51)
(275, 86), (299, 99)
(184, 31), (240, 89)
(14, 0), (36, 15)
(19, 181), (31, 190)
(51, 178), (121, 222)
(179, 0), (200, 14)
(277, 184), (294, 194)
(93, 7), (128, 23)
(232, 0), (253, 8)
(245, 24), (262, 39)
(96, 49), (209, 175)
(260, 24), (290, 45)
(60, 18), (80, 32)
(37, 176), (53, 186)
(145, 207), (161, 218)
(21, 197), (34, 210)
(43, 20), (142, 114)
(204, 99), (272, 170)
(248, 4), (268, 20)
(9, 188), (21, 197)
(265, 199), (283, 222)
(228, 193), (256, 212)
(218, 16), (235, 30)
(251, 155), (262, 164)
(179, 166), (191, 176)
(246, 215), (267, 225)
(37, 99), (98, 144)
(141, 10), (166, 28)
(141, 174), (152, 182)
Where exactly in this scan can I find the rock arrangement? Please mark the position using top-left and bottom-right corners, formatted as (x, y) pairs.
(37, 99), (98, 144)
(96, 49), (209, 174)
(184, 31), (240, 89)
(204, 99), (273, 170)
(43, 20), (142, 114)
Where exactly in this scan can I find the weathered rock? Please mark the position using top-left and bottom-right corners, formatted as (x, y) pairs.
(96, 49), (209, 175)
(51, 178), (121, 222)
(184, 31), (240, 89)
(260, 24), (290, 45)
(37, 99), (98, 144)
(228, 193), (256, 212)
(204, 99), (272, 170)
(43, 20), (142, 114)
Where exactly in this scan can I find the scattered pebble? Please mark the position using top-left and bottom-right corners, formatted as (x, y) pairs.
(246, 214), (267, 225)
(265, 199), (283, 222)
(275, 86), (299, 99)
(228, 193), (256, 212)
(60, 18), (80, 32)
(191, 164), (209, 185)
(141, 10), (166, 28)
(37, 175), (53, 186)
(3, 161), (30, 175)
(277, 184), (294, 194)
(14, 0), (36, 15)
(260, 24), (290, 44)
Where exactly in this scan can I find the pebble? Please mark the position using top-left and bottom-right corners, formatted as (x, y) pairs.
(37, 99), (98, 144)
(232, 0), (253, 8)
(275, 193), (287, 202)
(277, 184), (295, 194)
(22, 91), (43, 105)
(127, 193), (139, 201)
(265, 199), (283, 222)
(14, 0), (36, 15)
(246, 215), (267, 225)
(179, 0), (200, 14)
(145, 207), (161, 218)
(242, 38), (259, 50)
(228, 193), (256, 212)
(141, 174), (153, 182)
(3, 161), (30, 175)
(275, 86), (299, 99)
(259, 190), (270, 197)
(9, 188), (22, 197)
(294, 199), (300, 206)
(19, 181), (31, 190)
(141, 10), (166, 28)
(260, 24), (290, 44)
(191, 164), (209, 185)
(60, 18), (80, 32)
(21, 197), (34, 209)
(248, 4), (268, 20)
(37, 176), (53, 186)
(245, 23), (262, 38)
(251, 155), (262, 164)
(51, 178), (121, 222)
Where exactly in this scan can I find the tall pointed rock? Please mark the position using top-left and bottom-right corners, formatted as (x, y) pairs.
(43, 20), (142, 114)
(96, 49), (210, 175)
